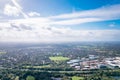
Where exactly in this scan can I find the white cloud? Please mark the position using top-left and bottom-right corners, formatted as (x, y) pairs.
(0, 21), (120, 42)
(2, 2), (120, 25)
(28, 12), (40, 17)
(11, 0), (28, 18)
(49, 4), (120, 25)
(1, 2), (120, 42)
(52, 18), (104, 25)
(9, 17), (51, 27)
(3, 0), (28, 18)
(11, 0), (22, 9)
(51, 4), (120, 19)
(4, 4), (20, 16)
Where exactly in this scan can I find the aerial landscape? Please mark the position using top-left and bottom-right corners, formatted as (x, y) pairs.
(0, 0), (120, 80)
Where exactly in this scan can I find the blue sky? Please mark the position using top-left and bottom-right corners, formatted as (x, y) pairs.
(0, 0), (120, 42)
(22, 0), (120, 15)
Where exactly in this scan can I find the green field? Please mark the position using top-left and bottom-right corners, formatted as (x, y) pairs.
(72, 76), (84, 80)
(15, 76), (19, 80)
(0, 52), (6, 54)
(26, 76), (35, 80)
(49, 56), (70, 61)
(24, 65), (51, 69)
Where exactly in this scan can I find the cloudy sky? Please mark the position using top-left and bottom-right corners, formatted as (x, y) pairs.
(0, 0), (120, 43)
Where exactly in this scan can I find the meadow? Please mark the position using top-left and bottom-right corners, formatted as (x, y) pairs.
(49, 56), (70, 61)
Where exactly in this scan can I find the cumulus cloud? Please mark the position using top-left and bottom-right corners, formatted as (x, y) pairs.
(4, 4), (20, 16)
(11, 0), (28, 18)
(0, 2), (120, 42)
(0, 20), (120, 42)
(3, 0), (28, 18)
(10, 23), (33, 31)
(28, 12), (40, 17)
(4, 3), (120, 25)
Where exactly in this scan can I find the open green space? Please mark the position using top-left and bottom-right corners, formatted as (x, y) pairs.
(72, 76), (84, 80)
(15, 76), (19, 80)
(0, 52), (6, 54)
(49, 56), (70, 61)
(24, 65), (51, 69)
(26, 76), (35, 80)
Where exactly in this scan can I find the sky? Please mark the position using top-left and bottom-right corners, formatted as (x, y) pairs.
(0, 0), (120, 43)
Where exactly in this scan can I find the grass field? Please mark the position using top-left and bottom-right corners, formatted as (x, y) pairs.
(15, 76), (19, 80)
(24, 65), (51, 69)
(72, 76), (84, 80)
(26, 76), (35, 80)
(0, 52), (6, 54)
(49, 56), (70, 61)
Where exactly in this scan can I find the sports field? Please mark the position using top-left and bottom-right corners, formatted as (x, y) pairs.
(49, 56), (70, 61)
(72, 76), (84, 80)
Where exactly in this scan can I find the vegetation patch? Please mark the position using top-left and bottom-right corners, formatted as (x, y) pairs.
(49, 56), (70, 61)
(26, 76), (35, 80)
(24, 65), (51, 69)
(0, 52), (6, 54)
(72, 76), (84, 80)
(15, 76), (19, 80)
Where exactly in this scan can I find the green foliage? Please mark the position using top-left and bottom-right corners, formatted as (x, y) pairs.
(84, 70), (116, 80)
(26, 76), (35, 80)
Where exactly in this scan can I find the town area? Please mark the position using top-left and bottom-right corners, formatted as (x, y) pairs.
(0, 42), (120, 80)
